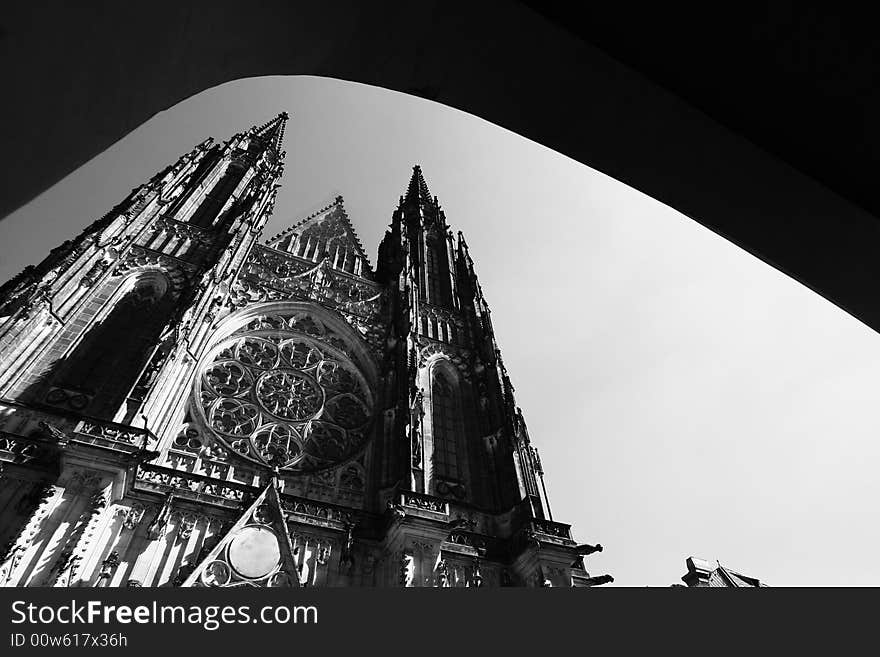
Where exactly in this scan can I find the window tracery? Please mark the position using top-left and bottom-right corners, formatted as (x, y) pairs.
(46, 277), (173, 418)
(425, 241), (451, 307)
(194, 312), (373, 474)
(431, 371), (461, 482)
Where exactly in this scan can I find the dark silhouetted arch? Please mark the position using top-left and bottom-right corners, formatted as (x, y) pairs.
(4, 3), (880, 334)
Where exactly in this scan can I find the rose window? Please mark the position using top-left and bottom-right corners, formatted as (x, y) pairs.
(255, 370), (322, 420)
(195, 315), (373, 473)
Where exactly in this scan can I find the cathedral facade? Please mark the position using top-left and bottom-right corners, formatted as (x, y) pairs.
(0, 114), (610, 588)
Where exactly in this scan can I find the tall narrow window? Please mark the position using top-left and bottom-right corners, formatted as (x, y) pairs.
(188, 163), (246, 228)
(432, 371), (461, 480)
(50, 280), (172, 418)
(166, 146), (222, 217)
(425, 242), (451, 306)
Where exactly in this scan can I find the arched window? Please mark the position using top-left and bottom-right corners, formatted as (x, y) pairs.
(425, 241), (451, 306)
(50, 278), (173, 418)
(431, 370), (462, 481)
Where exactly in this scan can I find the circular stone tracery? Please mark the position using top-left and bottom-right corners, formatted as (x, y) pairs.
(194, 313), (373, 473)
(255, 369), (323, 421)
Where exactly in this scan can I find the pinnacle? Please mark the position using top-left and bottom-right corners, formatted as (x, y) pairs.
(251, 111), (290, 153)
(405, 164), (434, 206)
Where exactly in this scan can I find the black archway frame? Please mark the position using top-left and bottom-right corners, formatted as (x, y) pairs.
(4, 3), (880, 331)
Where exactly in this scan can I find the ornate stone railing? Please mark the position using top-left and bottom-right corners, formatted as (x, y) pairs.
(507, 517), (575, 558)
(0, 431), (46, 465)
(531, 518), (573, 541)
(133, 464), (251, 509)
(0, 399), (157, 455)
(279, 494), (355, 530)
(400, 490), (450, 515)
(151, 214), (213, 243)
(73, 418), (157, 452)
(238, 246), (384, 321)
(445, 530), (490, 551)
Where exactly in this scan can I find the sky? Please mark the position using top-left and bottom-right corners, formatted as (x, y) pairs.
(2, 75), (880, 587)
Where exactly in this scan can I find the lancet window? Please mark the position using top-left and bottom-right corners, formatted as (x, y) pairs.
(431, 370), (462, 481)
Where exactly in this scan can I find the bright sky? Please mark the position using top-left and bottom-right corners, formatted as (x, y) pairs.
(2, 76), (879, 586)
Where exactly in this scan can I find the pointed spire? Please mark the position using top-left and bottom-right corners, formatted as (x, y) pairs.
(405, 165), (434, 207)
(251, 111), (289, 154)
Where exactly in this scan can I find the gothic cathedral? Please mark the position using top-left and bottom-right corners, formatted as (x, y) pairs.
(0, 114), (610, 588)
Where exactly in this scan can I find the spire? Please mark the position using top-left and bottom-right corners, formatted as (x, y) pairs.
(401, 165), (446, 230)
(251, 111), (289, 154)
(405, 165), (434, 207)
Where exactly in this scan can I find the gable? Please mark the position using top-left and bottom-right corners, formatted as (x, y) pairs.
(265, 197), (372, 272)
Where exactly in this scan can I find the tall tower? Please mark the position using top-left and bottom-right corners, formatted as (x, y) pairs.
(372, 167), (610, 587)
(0, 114), (288, 587)
(0, 118), (610, 587)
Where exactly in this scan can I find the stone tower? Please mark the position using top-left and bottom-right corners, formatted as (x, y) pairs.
(0, 114), (610, 588)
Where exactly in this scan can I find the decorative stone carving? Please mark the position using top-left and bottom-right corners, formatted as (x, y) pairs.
(44, 386), (92, 411)
(49, 489), (107, 587)
(194, 312), (374, 473)
(52, 548), (82, 587)
(66, 470), (102, 495)
(0, 435), (45, 466)
(436, 479), (467, 500)
(280, 495), (355, 526)
(0, 481), (56, 585)
(151, 216), (211, 245)
(339, 524), (355, 573)
(410, 389), (424, 469)
(121, 503), (146, 531)
(386, 500), (406, 520)
(111, 246), (195, 294)
(76, 420), (154, 448)
(94, 551), (120, 587)
(147, 494), (174, 541)
(236, 247), (384, 319)
(417, 342), (473, 380)
(401, 491), (447, 514)
(136, 465), (247, 503)
(472, 559), (484, 588)
(338, 465), (364, 491)
(184, 481), (299, 589)
(435, 559), (449, 588)
(316, 544), (331, 566)
(175, 512), (199, 542)
(400, 552), (414, 587)
(0, 149), (607, 589)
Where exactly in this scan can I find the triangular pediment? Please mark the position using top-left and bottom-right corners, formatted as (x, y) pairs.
(266, 196), (372, 274)
(180, 478), (301, 588)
